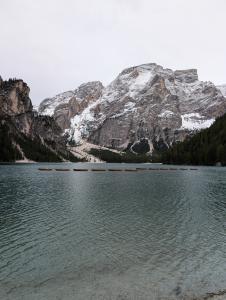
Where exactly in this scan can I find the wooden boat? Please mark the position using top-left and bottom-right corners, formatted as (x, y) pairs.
(38, 168), (52, 171)
(108, 169), (123, 172)
(124, 169), (137, 172)
(91, 169), (106, 172)
(73, 169), (89, 171)
(136, 168), (147, 170)
(55, 169), (71, 171)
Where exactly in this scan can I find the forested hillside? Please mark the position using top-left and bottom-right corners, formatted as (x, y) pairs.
(161, 113), (226, 166)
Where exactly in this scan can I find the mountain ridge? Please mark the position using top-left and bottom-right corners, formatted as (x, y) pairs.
(39, 63), (226, 154)
(0, 77), (79, 162)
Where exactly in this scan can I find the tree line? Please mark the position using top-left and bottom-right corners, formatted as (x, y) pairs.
(159, 113), (226, 166)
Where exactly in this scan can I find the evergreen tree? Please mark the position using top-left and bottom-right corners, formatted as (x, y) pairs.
(160, 113), (226, 166)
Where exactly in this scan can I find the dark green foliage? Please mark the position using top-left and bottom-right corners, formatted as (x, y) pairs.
(0, 122), (22, 162)
(0, 120), (62, 162)
(89, 148), (151, 163)
(131, 139), (150, 154)
(60, 150), (84, 162)
(161, 114), (226, 166)
(0, 78), (24, 91)
(0, 119), (81, 162)
(15, 135), (63, 162)
(0, 77), (81, 162)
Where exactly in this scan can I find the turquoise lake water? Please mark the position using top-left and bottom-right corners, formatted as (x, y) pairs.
(0, 163), (226, 299)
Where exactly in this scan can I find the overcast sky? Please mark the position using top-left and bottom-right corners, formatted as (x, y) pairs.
(0, 0), (225, 105)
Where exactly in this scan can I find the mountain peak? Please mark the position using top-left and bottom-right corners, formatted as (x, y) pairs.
(38, 63), (226, 152)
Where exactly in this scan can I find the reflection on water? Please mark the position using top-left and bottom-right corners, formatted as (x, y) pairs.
(0, 163), (226, 299)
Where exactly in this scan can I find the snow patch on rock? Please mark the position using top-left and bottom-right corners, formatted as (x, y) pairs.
(65, 100), (102, 144)
(111, 102), (137, 119)
(101, 65), (154, 104)
(181, 113), (215, 130)
(128, 69), (152, 98)
(158, 110), (175, 118)
(39, 91), (75, 116)
(38, 63), (226, 150)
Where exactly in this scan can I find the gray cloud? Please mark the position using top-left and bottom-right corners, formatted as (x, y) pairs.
(0, 0), (225, 104)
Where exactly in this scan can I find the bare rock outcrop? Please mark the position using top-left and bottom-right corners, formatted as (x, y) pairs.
(39, 63), (226, 153)
(39, 81), (104, 130)
(0, 78), (77, 162)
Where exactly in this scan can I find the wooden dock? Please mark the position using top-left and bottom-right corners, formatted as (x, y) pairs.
(38, 167), (199, 172)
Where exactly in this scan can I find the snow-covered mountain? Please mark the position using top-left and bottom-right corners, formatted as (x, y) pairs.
(39, 91), (75, 116)
(39, 82), (104, 130)
(39, 63), (226, 153)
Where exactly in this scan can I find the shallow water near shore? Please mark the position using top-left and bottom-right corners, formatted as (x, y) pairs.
(1, 163), (226, 300)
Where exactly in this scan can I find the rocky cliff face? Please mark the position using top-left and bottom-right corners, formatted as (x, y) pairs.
(0, 79), (32, 117)
(39, 63), (226, 154)
(0, 78), (77, 162)
(39, 81), (104, 130)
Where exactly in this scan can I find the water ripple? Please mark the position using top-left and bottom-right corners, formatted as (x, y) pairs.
(1, 164), (226, 299)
